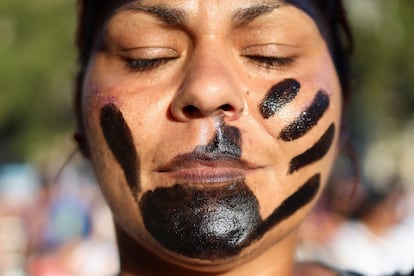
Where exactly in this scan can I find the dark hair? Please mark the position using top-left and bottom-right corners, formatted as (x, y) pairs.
(74, 0), (353, 154)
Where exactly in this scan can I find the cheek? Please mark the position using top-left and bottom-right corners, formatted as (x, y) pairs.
(255, 76), (340, 209)
(259, 79), (300, 119)
(279, 90), (330, 142)
(81, 74), (144, 201)
(99, 103), (141, 196)
(258, 77), (338, 142)
(288, 123), (336, 175)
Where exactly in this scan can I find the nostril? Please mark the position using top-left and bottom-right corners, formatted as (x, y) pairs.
(180, 104), (238, 119)
(183, 105), (202, 117)
(220, 104), (234, 112)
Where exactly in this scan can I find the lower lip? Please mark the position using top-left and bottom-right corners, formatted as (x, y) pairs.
(160, 167), (250, 184)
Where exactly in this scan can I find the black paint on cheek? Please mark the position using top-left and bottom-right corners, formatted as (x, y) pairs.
(288, 123), (335, 174)
(139, 180), (261, 259)
(260, 79), (300, 119)
(279, 90), (330, 141)
(253, 173), (320, 238)
(100, 103), (140, 195)
(196, 125), (242, 157)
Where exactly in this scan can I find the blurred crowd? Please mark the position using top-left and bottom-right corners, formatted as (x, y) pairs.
(297, 171), (414, 275)
(0, 159), (119, 275)
(1, 154), (414, 276)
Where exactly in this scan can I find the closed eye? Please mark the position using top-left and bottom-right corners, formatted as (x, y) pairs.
(125, 57), (178, 72)
(245, 55), (294, 69)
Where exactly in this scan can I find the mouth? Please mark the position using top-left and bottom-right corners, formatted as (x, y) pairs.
(157, 152), (261, 184)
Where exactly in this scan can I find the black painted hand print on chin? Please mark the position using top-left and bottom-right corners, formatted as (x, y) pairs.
(98, 79), (336, 260)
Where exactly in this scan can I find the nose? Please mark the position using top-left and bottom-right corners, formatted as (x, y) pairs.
(170, 46), (244, 121)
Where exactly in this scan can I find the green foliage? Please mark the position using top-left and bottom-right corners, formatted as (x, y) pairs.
(346, 0), (414, 145)
(0, 0), (76, 162)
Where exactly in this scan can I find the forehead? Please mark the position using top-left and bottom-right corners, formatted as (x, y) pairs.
(98, 0), (330, 39)
(95, 0), (327, 24)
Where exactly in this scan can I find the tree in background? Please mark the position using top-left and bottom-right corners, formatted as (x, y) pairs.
(0, 0), (75, 163)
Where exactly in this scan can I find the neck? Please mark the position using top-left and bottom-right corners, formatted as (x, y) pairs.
(115, 223), (298, 276)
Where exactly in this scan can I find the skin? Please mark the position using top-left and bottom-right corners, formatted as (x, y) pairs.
(80, 0), (342, 275)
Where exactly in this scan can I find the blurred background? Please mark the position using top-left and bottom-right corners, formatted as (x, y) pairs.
(0, 0), (413, 275)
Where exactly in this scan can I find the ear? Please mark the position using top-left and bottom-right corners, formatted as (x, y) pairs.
(74, 69), (90, 158)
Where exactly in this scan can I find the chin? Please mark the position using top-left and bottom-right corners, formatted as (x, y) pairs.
(151, 242), (263, 273)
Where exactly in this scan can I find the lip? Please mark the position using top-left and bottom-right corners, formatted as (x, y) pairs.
(157, 152), (261, 184)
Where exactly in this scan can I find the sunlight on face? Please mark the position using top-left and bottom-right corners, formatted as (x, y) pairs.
(81, 0), (342, 271)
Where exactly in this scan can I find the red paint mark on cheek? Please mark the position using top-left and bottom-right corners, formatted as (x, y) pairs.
(83, 84), (124, 127)
(88, 84), (122, 108)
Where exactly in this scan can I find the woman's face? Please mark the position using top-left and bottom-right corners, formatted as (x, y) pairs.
(81, 0), (341, 270)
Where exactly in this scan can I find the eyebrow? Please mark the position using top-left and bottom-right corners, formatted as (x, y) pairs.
(119, 2), (187, 26)
(232, 1), (287, 25)
(118, 1), (287, 27)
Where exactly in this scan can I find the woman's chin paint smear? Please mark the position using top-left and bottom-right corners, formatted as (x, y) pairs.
(140, 174), (320, 260)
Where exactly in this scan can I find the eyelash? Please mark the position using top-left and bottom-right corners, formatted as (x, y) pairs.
(245, 55), (294, 69)
(124, 55), (293, 72)
(125, 57), (177, 72)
